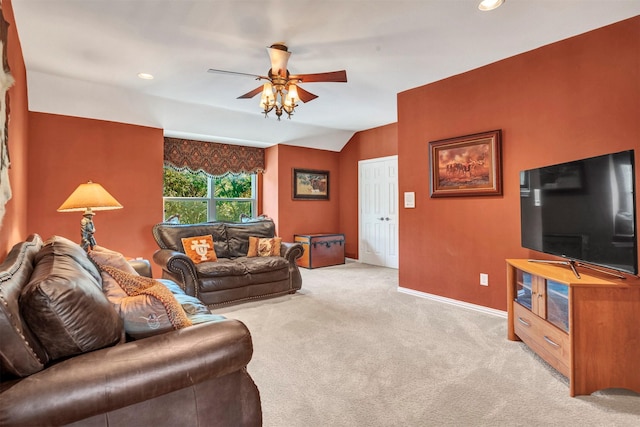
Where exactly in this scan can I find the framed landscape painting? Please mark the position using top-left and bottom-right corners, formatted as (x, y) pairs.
(292, 168), (329, 200)
(429, 129), (502, 197)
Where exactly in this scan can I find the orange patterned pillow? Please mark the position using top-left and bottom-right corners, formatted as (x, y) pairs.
(247, 236), (282, 257)
(181, 235), (217, 264)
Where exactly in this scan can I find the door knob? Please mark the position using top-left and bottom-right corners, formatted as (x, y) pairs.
(378, 217), (385, 221)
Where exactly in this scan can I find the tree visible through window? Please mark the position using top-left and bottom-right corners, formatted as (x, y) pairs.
(163, 168), (256, 224)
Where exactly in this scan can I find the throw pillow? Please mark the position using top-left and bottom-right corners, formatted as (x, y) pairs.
(99, 265), (193, 338)
(21, 242), (124, 361)
(247, 236), (282, 257)
(88, 245), (139, 275)
(181, 235), (217, 264)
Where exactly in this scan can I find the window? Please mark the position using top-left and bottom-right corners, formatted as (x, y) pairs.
(163, 167), (256, 224)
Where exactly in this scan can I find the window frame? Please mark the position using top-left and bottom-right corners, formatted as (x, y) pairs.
(163, 170), (257, 223)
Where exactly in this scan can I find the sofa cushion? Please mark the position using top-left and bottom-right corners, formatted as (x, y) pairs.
(20, 237), (123, 361)
(196, 258), (248, 277)
(181, 235), (217, 264)
(88, 246), (151, 336)
(99, 265), (193, 339)
(226, 221), (275, 257)
(88, 245), (139, 275)
(198, 257), (290, 292)
(160, 279), (226, 325)
(153, 222), (230, 258)
(237, 256), (289, 274)
(89, 246), (222, 337)
(0, 235), (49, 378)
(39, 235), (103, 283)
(247, 236), (281, 257)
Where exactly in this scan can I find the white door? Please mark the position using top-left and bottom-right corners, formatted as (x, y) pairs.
(358, 156), (398, 268)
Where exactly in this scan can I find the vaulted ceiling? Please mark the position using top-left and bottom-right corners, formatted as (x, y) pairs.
(11, 1), (640, 151)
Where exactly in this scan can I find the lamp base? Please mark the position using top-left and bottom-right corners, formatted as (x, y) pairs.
(80, 211), (96, 251)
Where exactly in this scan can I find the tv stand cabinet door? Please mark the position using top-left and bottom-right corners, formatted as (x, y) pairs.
(571, 285), (640, 396)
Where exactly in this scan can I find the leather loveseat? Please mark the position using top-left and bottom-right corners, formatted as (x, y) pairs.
(152, 219), (304, 307)
(0, 234), (261, 427)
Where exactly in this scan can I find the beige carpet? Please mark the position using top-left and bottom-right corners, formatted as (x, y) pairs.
(214, 261), (640, 427)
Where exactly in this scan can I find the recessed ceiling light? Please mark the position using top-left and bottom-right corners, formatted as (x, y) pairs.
(137, 73), (154, 80)
(478, 0), (505, 11)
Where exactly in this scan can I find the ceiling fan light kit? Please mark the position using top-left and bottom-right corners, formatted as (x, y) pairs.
(260, 81), (299, 120)
(208, 43), (347, 121)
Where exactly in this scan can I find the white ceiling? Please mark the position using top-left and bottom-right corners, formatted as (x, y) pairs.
(11, 1), (640, 152)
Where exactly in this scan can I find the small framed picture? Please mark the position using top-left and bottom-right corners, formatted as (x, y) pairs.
(292, 169), (329, 200)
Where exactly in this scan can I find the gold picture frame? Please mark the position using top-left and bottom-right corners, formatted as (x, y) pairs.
(429, 130), (502, 197)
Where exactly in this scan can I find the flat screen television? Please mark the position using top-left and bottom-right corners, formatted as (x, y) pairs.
(520, 150), (638, 276)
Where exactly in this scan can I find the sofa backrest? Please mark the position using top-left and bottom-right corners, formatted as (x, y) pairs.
(1, 235), (125, 381)
(153, 222), (230, 258)
(0, 234), (49, 379)
(225, 221), (275, 257)
(152, 220), (276, 259)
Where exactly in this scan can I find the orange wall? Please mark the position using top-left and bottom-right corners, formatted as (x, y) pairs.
(264, 144), (340, 242)
(0, 0), (29, 256)
(4, 0), (638, 315)
(397, 17), (640, 311)
(27, 113), (164, 271)
(263, 145), (280, 227)
(339, 123), (398, 258)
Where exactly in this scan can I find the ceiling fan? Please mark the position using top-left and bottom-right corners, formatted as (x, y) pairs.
(208, 43), (347, 120)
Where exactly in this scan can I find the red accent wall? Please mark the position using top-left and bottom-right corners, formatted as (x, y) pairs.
(397, 17), (640, 310)
(0, 0), (29, 257)
(27, 113), (164, 272)
(263, 144), (340, 242)
(338, 123), (398, 258)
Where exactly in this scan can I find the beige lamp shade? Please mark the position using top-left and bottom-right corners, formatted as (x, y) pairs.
(57, 181), (123, 213)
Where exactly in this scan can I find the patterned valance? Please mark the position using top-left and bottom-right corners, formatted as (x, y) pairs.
(164, 137), (265, 176)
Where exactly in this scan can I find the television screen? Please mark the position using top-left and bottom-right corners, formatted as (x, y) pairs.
(520, 150), (638, 275)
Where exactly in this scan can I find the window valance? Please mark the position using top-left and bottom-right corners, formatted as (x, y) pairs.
(164, 137), (265, 176)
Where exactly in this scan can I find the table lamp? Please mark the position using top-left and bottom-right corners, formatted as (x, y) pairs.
(57, 181), (123, 250)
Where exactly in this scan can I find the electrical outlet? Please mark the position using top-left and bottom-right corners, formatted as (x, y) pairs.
(480, 273), (489, 286)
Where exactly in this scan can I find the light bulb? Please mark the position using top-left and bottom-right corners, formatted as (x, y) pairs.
(478, 0), (504, 11)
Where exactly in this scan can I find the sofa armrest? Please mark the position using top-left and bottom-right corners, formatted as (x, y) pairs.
(281, 242), (304, 264)
(128, 258), (152, 278)
(281, 242), (304, 291)
(0, 319), (253, 426)
(153, 248), (198, 296)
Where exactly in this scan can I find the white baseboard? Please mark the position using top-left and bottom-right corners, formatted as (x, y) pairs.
(397, 286), (507, 318)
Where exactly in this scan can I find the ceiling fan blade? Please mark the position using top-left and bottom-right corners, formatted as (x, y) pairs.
(237, 86), (264, 99)
(295, 86), (319, 103)
(207, 68), (268, 80)
(290, 70), (347, 83)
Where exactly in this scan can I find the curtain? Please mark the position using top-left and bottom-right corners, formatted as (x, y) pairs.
(164, 137), (265, 176)
(0, 6), (13, 227)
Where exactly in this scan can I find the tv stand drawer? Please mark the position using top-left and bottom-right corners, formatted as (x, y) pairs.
(513, 303), (570, 378)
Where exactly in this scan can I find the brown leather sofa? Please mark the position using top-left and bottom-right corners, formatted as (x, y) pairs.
(152, 219), (304, 307)
(0, 235), (261, 427)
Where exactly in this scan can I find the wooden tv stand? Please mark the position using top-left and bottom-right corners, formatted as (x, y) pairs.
(506, 259), (640, 396)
